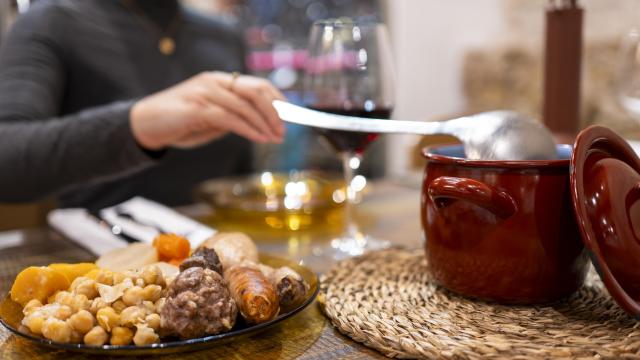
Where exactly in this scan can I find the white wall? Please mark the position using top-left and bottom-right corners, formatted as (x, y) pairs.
(384, 0), (509, 177)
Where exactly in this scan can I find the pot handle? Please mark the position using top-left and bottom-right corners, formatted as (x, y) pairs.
(428, 176), (517, 219)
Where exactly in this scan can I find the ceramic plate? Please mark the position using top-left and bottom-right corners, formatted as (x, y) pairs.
(0, 254), (319, 356)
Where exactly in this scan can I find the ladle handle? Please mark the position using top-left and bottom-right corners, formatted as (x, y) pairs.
(273, 100), (456, 136)
(428, 176), (517, 219)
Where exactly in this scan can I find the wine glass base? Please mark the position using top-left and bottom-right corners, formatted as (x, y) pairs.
(312, 232), (391, 261)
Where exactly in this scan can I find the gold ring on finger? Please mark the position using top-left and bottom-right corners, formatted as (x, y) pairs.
(230, 71), (240, 91)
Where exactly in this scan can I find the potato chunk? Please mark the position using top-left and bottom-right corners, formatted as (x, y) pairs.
(96, 243), (158, 271)
(48, 263), (98, 283)
(10, 266), (70, 306)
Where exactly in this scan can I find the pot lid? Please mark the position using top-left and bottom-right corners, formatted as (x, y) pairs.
(571, 125), (640, 317)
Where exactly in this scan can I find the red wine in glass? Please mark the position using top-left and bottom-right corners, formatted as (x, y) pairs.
(310, 107), (393, 154)
(303, 19), (395, 259)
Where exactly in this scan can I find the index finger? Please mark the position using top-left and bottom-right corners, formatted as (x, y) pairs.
(232, 77), (286, 138)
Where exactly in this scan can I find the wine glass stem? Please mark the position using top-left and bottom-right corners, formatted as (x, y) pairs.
(341, 152), (360, 238)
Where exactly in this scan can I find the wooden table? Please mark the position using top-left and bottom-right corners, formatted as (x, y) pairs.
(0, 181), (423, 360)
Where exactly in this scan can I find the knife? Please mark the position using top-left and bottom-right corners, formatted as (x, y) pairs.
(272, 100), (445, 135)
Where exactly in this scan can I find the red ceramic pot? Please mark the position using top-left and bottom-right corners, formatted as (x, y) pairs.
(421, 144), (589, 304)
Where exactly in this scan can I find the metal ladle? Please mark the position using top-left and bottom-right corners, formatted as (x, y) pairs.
(273, 101), (558, 161)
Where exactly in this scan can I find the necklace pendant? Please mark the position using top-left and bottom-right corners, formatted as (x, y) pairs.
(159, 37), (175, 55)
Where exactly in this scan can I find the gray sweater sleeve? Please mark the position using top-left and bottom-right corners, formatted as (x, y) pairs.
(0, 5), (157, 202)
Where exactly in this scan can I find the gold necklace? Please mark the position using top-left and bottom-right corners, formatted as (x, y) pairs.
(120, 0), (181, 56)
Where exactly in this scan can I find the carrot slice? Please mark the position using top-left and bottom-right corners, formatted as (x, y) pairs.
(153, 234), (190, 262)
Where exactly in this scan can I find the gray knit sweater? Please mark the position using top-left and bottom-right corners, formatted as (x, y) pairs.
(0, 0), (251, 212)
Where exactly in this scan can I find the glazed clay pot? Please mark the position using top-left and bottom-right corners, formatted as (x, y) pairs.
(421, 144), (589, 304)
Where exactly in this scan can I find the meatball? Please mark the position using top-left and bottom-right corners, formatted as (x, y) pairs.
(160, 267), (236, 339)
(179, 247), (223, 275)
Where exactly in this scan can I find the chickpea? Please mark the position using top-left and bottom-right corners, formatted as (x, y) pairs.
(122, 286), (145, 306)
(42, 317), (72, 343)
(139, 267), (157, 285)
(154, 298), (166, 313)
(53, 291), (87, 313)
(112, 300), (127, 313)
(110, 326), (134, 346)
(69, 294), (91, 313)
(141, 265), (164, 286)
(89, 297), (108, 315)
(141, 301), (155, 315)
(70, 276), (87, 290)
(96, 307), (119, 332)
(119, 306), (145, 327)
(51, 304), (73, 321)
(69, 330), (83, 344)
(67, 310), (95, 334)
(144, 313), (160, 331)
(142, 285), (162, 302)
(133, 324), (159, 346)
(95, 270), (114, 285)
(120, 277), (134, 289)
(112, 272), (127, 285)
(17, 324), (31, 335)
(72, 278), (98, 299)
(22, 313), (45, 335)
(83, 326), (109, 346)
(156, 276), (166, 288)
(33, 303), (69, 320)
(124, 271), (140, 283)
(54, 291), (74, 305)
(135, 278), (145, 287)
(23, 299), (43, 315)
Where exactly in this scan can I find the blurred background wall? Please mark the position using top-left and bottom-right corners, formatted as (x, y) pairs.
(386, 0), (640, 174)
(184, 0), (640, 178)
(1, 0), (640, 229)
(385, 0), (506, 178)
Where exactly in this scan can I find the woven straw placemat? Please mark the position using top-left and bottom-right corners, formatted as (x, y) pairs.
(318, 249), (640, 359)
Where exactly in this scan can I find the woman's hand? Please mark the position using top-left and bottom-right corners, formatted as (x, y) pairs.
(130, 72), (286, 150)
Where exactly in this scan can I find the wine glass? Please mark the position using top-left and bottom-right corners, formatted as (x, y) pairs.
(303, 18), (395, 258)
